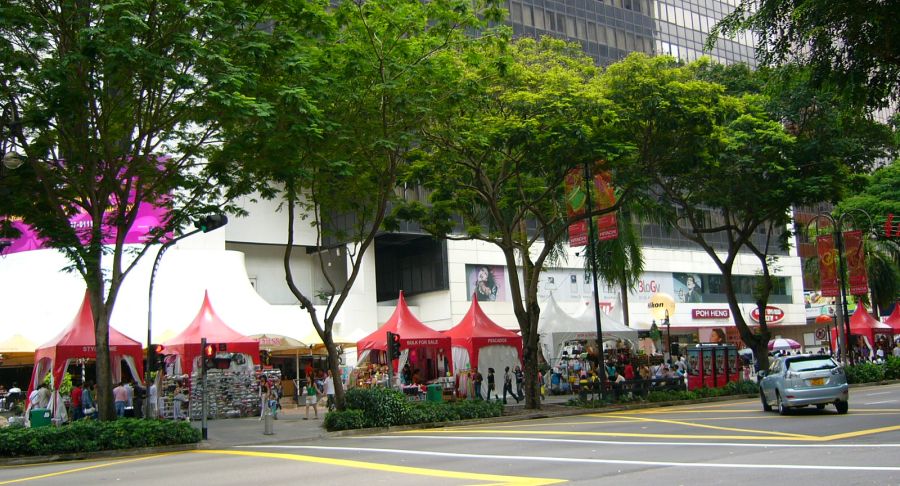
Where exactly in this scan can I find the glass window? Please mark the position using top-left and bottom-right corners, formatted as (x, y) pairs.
(510, 2), (523, 23)
(566, 15), (576, 36)
(588, 21), (598, 42)
(534, 7), (545, 29)
(523, 5), (533, 26)
(577, 18), (586, 39)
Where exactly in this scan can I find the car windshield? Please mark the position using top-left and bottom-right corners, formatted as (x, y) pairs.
(785, 357), (836, 372)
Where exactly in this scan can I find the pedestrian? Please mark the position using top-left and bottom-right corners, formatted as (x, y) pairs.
(473, 369), (484, 400)
(502, 366), (519, 404)
(113, 382), (127, 417)
(323, 369), (336, 411)
(70, 379), (83, 421)
(302, 378), (321, 420)
(486, 368), (496, 401)
(172, 385), (188, 420)
(514, 365), (525, 401)
(148, 381), (159, 419)
(623, 361), (635, 381)
(82, 381), (97, 419)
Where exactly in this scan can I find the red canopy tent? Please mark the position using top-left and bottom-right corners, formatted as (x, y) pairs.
(444, 295), (522, 398)
(28, 291), (145, 418)
(831, 306), (892, 355)
(444, 294), (522, 373)
(883, 304), (900, 335)
(357, 291), (452, 379)
(162, 291), (259, 378)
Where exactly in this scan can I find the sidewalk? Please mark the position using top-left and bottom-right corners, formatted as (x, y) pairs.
(201, 393), (578, 448)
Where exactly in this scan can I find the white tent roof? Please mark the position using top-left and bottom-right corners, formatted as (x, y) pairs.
(538, 293), (638, 364)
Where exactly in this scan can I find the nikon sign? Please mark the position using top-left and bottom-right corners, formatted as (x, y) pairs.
(648, 292), (676, 320)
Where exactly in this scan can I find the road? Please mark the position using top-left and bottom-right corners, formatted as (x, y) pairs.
(3, 383), (900, 485)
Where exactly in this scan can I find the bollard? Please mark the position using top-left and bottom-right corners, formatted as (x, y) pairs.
(263, 408), (274, 435)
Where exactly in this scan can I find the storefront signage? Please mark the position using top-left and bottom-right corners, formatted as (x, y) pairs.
(486, 338), (511, 344)
(81, 346), (118, 352)
(749, 306), (785, 324)
(405, 339), (440, 346)
(691, 309), (731, 319)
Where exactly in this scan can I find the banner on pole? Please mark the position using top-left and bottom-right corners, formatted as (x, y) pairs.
(592, 170), (618, 241)
(817, 234), (839, 297)
(843, 230), (868, 295)
(565, 169), (588, 247)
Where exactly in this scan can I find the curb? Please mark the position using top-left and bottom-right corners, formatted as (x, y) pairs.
(0, 443), (200, 467)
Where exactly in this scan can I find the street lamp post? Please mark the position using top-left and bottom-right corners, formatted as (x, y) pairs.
(144, 214), (228, 419)
(664, 310), (671, 360)
(582, 162), (609, 400)
(812, 209), (872, 365)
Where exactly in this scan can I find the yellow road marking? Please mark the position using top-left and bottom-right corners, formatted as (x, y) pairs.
(603, 414), (815, 439)
(402, 428), (824, 441)
(819, 424), (900, 441)
(193, 450), (565, 485)
(0, 453), (179, 485)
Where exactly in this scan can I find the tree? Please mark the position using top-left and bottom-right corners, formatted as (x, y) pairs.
(712, 0), (900, 109)
(0, 0), (255, 419)
(212, 0), (502, 410)
(402, 37), (640, 409)
(603, 54), (817, 371)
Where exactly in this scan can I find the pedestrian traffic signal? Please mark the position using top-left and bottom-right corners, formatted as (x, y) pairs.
(194, 214), (228, 233)
(387, 332), (401, 360)
(153, 344), (165, 354)
(204, 343), (216, 358)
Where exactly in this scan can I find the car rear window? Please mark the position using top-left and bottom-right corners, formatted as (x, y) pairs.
(786, 357), (836, 372)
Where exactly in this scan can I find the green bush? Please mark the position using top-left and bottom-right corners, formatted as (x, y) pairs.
(0, 419), (201, 457)
(884, 356), (900, 380)
(323, 409), (367, 431)
(326, 389), (503, 431)
(845, 362), (886, 384)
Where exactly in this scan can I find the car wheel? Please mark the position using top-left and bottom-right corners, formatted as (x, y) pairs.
(777, 392), (789, 415)
(815, 404), (826, 410)
(760, 390), (772, 412)
(835, 400), (849, 414)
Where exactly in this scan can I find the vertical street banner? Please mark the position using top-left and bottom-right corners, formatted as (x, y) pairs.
(565, 169), (588, 247)
(593, 169), (618, 241)
(843, 230), (868, 295)
(817, 234), (838, 297)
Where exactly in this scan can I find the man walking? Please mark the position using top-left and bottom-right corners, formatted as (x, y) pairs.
(502, 366), (519, 404)
(323, 370), (336, 411)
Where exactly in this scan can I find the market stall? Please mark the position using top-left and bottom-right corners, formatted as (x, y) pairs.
(160, 291), (260, 419)
(249, 333), (307, 400)
(356, 291), (452, 386)
(27, 291), (145, 422)
(831, 305), (893, 357)
(883, 304), (900, 337)
(538, 294), (638, 366)
(444, 294), (523, 399)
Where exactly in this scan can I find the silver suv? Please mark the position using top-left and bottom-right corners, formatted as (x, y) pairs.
(759, 354), (849, 415)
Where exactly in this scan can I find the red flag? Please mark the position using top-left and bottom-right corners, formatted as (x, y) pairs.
(565, 169), (588, 247)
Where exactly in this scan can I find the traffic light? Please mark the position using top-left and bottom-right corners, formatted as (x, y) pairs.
(194, 214), (228, 233)
(149, 344), (164, 371)
(154, 344), (165, 354)
(203, 342), (216, 371)
(387, 332), (401, 360)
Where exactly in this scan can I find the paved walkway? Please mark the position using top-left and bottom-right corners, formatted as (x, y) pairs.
(201, 393), (578, 448)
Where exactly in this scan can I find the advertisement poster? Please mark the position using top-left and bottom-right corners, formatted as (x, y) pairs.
(564, 169), (588, 247)
(673, 273), (703, 303)
(465, 265), (508, 302)
(564, 166), (619, 246)
(593, 170), (618, 241)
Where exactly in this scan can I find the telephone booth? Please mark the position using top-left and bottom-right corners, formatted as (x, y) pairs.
(686, 343), (741, 390)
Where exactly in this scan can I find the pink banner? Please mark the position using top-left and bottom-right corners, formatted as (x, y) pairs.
(2, 197), (170, 254)
(817, 234), (838, 297)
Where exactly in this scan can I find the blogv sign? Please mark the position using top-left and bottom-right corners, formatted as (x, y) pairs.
(749, 306), (785, 324)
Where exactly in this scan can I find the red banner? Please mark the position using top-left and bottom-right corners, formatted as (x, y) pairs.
(593, 170), (618, 241)
(817, 234), (838, 297)
(565, 169), (588, 247)
(844, 230), (868, 295)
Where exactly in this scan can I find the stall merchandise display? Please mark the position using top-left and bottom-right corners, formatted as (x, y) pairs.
(186, 368), (267, 419)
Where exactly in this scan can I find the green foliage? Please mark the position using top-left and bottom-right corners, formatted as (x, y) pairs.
(0, 419), (200, 457)
(884, 356), (900, 380)
(845, 362), (887, 384)
(326, 388), (502, 431)
(43, 372), (73, 396)
(323, 409), (367, 431)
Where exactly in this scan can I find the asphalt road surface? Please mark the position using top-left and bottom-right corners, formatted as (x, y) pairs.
(3, 383), (900, 485)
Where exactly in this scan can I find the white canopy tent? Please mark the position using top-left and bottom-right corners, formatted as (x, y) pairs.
(538, 294), (638, 365)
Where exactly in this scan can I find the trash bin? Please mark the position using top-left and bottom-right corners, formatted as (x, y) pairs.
(29, 408), (52, 428)
(426, 384), (443, 403)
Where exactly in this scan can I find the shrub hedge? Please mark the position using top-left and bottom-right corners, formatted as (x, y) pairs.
(0, 419), (201, 457)
(845, 356), (900, 384)
(325, 388), (503, 431)
(567, 380), (760, 407)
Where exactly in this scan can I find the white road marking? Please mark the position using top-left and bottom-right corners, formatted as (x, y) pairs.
(863, 392), (892, 397)
(864, 401), (896, 405)
(239, 444), (900, 471)
(362, 435), (900, 448)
